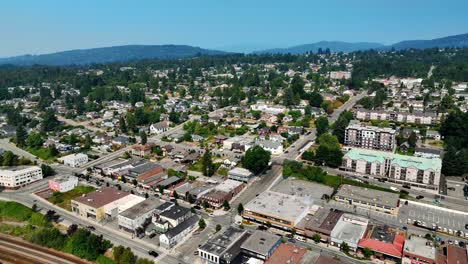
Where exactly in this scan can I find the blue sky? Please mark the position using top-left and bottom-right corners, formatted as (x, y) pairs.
(1, 0), (468, 56)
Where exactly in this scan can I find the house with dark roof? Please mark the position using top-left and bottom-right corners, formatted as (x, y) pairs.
(159, 215), (199, 248)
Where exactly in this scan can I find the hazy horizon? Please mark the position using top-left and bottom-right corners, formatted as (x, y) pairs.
(2, 0), (468, 57)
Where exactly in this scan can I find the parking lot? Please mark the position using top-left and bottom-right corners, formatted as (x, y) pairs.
(446, 181), (468, 199)
(398, 202), (468, 234)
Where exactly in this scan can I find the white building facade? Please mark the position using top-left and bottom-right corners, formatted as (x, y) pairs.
(0, 166), (43, 189)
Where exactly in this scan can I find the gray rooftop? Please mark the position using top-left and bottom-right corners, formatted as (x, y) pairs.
(119, 197), (165, 220)
(331, 214), (368, 245)
(157, 176), (181, 187)
(199, 226), (248, 256)
(163, 215), (199, 239)
(271, 178), (334, 201)
(403, 235), (436, 260)
(244, 191), (310, 224)
(228, 167), (253, 177)
(128, 162), (161, 175)
(335, 184), (399, 208)
(160, 205), (190, 220)
(240, 231), (280, 256)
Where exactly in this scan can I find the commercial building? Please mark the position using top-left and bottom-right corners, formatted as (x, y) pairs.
(71, 187), (144, 221)
(240, 231), (281, 261)
(295, 207), (343, 242)
(228, 167), (253, 183)
(0, 166), (43, 189)
(334, 185), (400, 215)
(264, 243), (306, 264)
(358, 225), (405, 260)
(198, 226), (250, 264)
(200, 179), (244, 208)
(243, 191), (310, 230)
(159, 215), (199, 249)
(342, 148), (442, 192)
(402, 235), (436, 264)
(414, 147), (442, 159)
(48, 175), (78, 193)
(344, 121), (396, 151)
(118, 197), (165, 233)
(446, 244), (468, 264)
(330, 214), (369, 251)
(60, 153), (88, 167)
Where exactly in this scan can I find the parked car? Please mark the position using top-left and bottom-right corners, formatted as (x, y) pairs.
(416, 195), (424, 200)
(148, 251), (159, 258)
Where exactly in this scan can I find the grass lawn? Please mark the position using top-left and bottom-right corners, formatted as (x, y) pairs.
(0, 201), (38, 222)
(25, 147), (56, 161)
(187, 160), (203, 172)
(48, 186), (95, 211)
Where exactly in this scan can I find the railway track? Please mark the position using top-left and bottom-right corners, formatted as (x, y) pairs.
(0, 234), (91, 264)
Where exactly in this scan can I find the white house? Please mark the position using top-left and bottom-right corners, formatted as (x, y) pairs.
(159, 215), (199, 248)
(60, 153), (88, 167)
(150, 121), (171, 134)
(256, 140), (283, 155)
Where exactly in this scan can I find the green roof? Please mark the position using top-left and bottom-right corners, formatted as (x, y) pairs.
(345, 148), (442, 171)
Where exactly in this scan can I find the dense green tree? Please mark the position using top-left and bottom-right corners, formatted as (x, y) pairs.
(308, 92), (323, 107)
(314, 133), (343, 168)
(198, 218), (206, 229)
(332, 111), (354, 143)
(41, 110), (60, 132)
(223, 200), (230, 210)
(202, 148), (215, 177)
(315, 116), (329, 137)
(119, 116), (127, 133)
(15, 124), (27, 147)
(237, 203), (244, 215)
(140, 131), (147, 145)
(242, 145), (271, 174)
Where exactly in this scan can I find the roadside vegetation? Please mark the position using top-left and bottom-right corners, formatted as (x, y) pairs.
(47, 186), (96, 211)
(0, 201), (153, 264)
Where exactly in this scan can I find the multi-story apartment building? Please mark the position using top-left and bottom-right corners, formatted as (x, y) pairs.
(354, 109), (438, 125)
(0, 166), (43, 189)
(342, 148), (442, 193)
(344, 121), (396, 151)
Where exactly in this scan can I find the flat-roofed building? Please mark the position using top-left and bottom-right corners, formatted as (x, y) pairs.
(228, 167), (253, 183)
(198, 226), (250, 264)
(342, 148), (442, 193)
(446, 244), (468, 264)
(295, 207), (343, 242)
(264, 243), (306, 264)
(358, 225), (405, 260)
(240, 231), (281, 261)
(334, 184), (400, 215)
(402, 235), (436, 264)
(118, 197), (165, 233)
(243, 191), (310, 231)
(330, 214), (369, 251)
(48, 175), (78, 193)
(0, 166), (43, 189)
(344, 121), (396, 151)
(71, 187), (144, 220)
(201, 179), (244, 208)
(60, 153), (88, 167)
